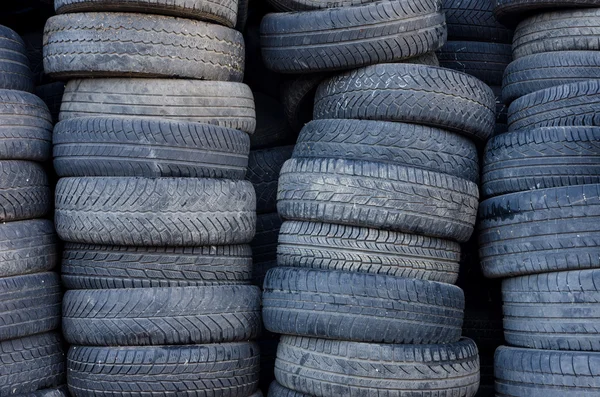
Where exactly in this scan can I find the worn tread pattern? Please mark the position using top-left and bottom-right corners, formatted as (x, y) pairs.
(443, 0), (513, 43)
(314, 63), (496, 141)
(63, 285), (261, 346)
(266, 0), (377, 11)
(247, 146), (294, 214)
(62, 243), (252, 289)
(277, 158), (479, 242)
(44, 12), (245, 81)
(0, 161), (50, 222)
(275, 336), (480, 397)
(67, 343), (260, 397)
(0, 25), (33, 92)
(494, 0), (600, 25)
(55, 177), (256, 246)
(260, 0), (446, 73)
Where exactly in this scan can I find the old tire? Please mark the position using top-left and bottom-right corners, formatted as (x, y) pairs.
(443, 0), (513, 43)
(0, 161), (50, 222)
(247, 146), (294, 214)
(0, 25), (33, 93)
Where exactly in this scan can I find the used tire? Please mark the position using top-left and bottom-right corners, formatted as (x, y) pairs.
(0, 161), (50, 222)
(0, 25), (33, 93)
(294, 119), (479, 183)
(53, 117), (250, 178)
(268, 382), (310, 397)
(275, 336), (480, 397)
(59, 79), (256, 134)
(277, 158), (479, 242)
(266, 0), (376, 11)
(61, 243), (252, 289)
(260, 0), (446, 73)
(55, 177), (256, 246)
(247, 146), (294, 214)
(479, 184), (600, 278)
(314, 63), (496, 141)
(21, 386), (69, 397)
(278, 221), (460, 284)
(63, 285), (261, 346)
(44, 12), (244, 81)
(263, 267), (464, 343)
(281, 75), (324, 134)
(495, 346), (600, 395)
(482, 127), (600, 198)
(67, 342), (260, 397)
(0, 220), (57, 278)
(443, 0), (513, 43)
(494, 0), (599, 26)
(251, 213), (282, 286)
(0, 89), (52, 162)
(54, 0), (239, 27)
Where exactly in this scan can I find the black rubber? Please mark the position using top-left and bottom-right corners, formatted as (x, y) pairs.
(443, 0), (513, 43)
(437, 41), (512, 86)
(277, 221), (461, 284)
(44, 12), (244, 81)
(61, 243), (252, 289)
(54, 0), (239, 27)
(0, 89), (52, 162)
(268, 382), (310, 397)
(281, 74), (324, 134)
(275, 336), (480, 397)
(250, 92), (294, 149)
(263, 267), (464, 343)
(0, 161), (50, 222)
(35, 82), (65, 125)
(0, 25), (33, 93)
(260, 0), (446, 73)
(277, 158), (479, 242)
(235, 0), (248, 31)
(495, 346), (600, 395)
(482, 127), (600, 198)
(314, 63), (496, 142)
(53, 117), (250, 178)
(462, 309), (504, 387)
(55, 177), (256, 246)
(479, 184), (600, 278)
(18, 386), (69, 397)
(250, 213), (282, 286)
(508, 80), (600, 132)
(494, 0), (600, 26)
(0, 333), (65, 396)
(294, 119), (479, 183)
(67, 342), (260, 397)
(63, 285), (261, 346)
(60, 79), (256, 134)
(503, 51), (600, 103)
(247, 146), (294, 214)
(266, 0), (377, 11)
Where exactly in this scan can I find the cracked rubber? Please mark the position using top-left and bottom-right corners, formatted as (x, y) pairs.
(0, 25), (33, 93)
(443, 0), (513, 42)
(63, 285), (261, 346)
(314, 63), (496, 142)
(247, 146), (294, 214)
(55, 177), (256, 246)
(260, 0), (446, 73)
(0, 161), (50, 222)
(43, 12), (245, 81)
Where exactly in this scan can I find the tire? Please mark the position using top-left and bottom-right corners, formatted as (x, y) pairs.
(44, 12), (244, 81)
(67, 343), (260, 397)
(495, 346), (600, 396)
(35, 82), (65, 125)
(0, 25), (33, 93)
(313, 63), (496, 142)
(53, 117), (250, 179)
(494, 0), (599, 26)
(63, 285), (261, 346)
(55, 177), (256, 246)
(235, 0), (248, 31)
(266, 0), (377, 11)
(294, 119), (479, 183)
(61, 243), (252, 289)
(0, 272), (61, 342)
(508, 80), (600, 132)
(251, 213), (282, 286)
(251, 93), (294, 149)
(482, 127), (600, 198)
(19, 386), (69, 397)
(247, 146), (294, 214)
(443, 0), (513, 43)
(0, 333), (65, 396)
(502, 51), (600, 103)
(268, 382), (311, 397)
(263, 267), (464, 343)
(275, 336), (480, 397)
(491, 85), (508, 125)
(512, 9), (600, 59)
(479, 184), (600, 278)
(59, 79), (256, 134)
(54, 0), (239, 28)
(281, 75), (324, 134)
(277, 158), (479, 242)
(0, 161), (50, 222)
(260, 0), (446, 73)
(278, 221), (460, 284)
(437, 41), (512, 86)
(0, 89), (52, 162)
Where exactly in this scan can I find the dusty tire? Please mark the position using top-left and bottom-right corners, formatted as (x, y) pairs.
(0, 161), (50, 222)
(55, 177), (256, 246)
(0, 25), (33, 93)
(61, 243), (252, 289)
(67, 343), (260, 397)
(247, 146), (294, 214)
(63, 285), (261, 346)
(314, 63), (496, 141)
(443, 0), (513, 43)
(44, 12), (244, 81)
(59, 79), (256, 134)
(260, 0), (446, 73)
(266, 0), (377, 11)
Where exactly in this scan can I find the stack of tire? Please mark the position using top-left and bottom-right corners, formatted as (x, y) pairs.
(42, 1), (264, 396)
(478, 4), (600, 395)
(0, 24), (65, 397)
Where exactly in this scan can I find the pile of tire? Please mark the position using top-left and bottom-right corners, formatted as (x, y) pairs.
(478, 4), (600, 395)
(42, 1), (264, 396)
(0, 24), (66, 397)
